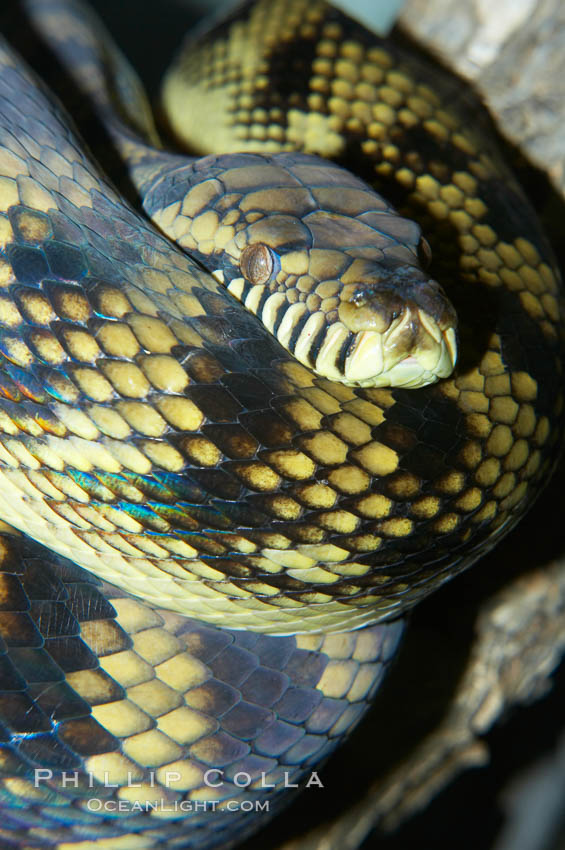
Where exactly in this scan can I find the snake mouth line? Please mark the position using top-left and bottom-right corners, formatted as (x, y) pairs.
(290, 313), (458, 388)
(221, 270), (458, 388)
(341, 319), (458, 388)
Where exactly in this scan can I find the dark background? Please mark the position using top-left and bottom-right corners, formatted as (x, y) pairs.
(17, 1), (565, 847)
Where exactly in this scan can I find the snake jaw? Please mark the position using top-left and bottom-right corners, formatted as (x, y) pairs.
(335, 266), (458, 388)
(357, 313), (457, 388)
(335, 317), (457, 388)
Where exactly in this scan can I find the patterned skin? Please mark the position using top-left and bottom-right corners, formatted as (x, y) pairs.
(0, 533), (402, 849)
(0, 0), (563, 847)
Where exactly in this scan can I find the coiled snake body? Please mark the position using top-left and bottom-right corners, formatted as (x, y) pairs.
(0, 0), (563, 847)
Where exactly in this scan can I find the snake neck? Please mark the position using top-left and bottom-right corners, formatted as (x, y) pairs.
(17, 0), (180, 195)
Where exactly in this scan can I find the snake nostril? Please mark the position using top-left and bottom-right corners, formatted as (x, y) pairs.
(339, 289), (404, 333)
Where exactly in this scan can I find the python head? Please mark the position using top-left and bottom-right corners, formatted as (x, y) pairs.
(145, 151), (458, 388)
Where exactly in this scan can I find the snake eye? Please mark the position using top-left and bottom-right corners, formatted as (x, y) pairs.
(240, 243), (275, 285)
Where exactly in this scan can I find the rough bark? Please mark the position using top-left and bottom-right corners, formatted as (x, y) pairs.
(400, 0), (565, 195)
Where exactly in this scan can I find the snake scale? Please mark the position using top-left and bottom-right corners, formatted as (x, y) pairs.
(0, 0), (563, 847)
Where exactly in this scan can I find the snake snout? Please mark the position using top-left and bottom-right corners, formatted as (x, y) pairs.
(337, 265), (458, 388)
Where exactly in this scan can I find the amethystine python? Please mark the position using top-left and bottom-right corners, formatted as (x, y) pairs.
(0, 0), (563, 848)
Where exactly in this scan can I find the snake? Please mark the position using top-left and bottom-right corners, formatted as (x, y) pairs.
(0, 0), (563, 847)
